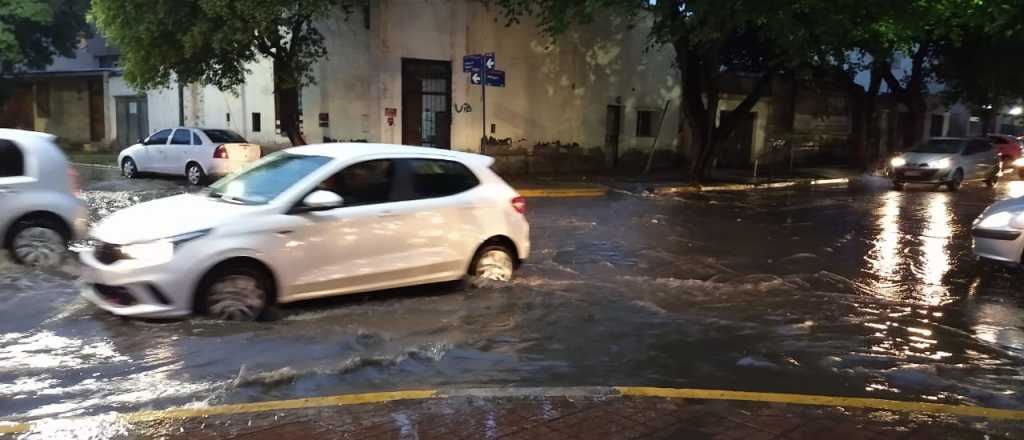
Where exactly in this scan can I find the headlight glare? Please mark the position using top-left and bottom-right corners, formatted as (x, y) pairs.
(930, 158), (952, 169)
(890, 157), (906, 167)
(120, 240), (174, 263)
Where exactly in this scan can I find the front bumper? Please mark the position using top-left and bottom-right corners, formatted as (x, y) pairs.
(79, 247), (194, 318)
(972, 227), (1024, 263)
(892, 167), (955, 183)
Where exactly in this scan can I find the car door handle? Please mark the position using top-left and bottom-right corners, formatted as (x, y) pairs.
(0, 187), (16, 195)
(377, 211), (400, 218)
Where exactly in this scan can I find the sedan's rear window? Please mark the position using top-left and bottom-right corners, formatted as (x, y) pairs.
(203, 129), (247, 143)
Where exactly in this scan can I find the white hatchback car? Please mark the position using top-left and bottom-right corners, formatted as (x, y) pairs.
(118, 127), (262, 185)
(81, 143), (530, 320)
(0, 129), (88, 267)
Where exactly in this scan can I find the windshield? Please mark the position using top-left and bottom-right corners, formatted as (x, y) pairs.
(206, 152), (331, 204)
(203, 129), (247, 143)
(908, 139), (965, 154)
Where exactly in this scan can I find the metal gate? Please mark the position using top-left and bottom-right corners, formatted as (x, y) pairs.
(115, 96), (148, 150)
(402, 59), (452, 149)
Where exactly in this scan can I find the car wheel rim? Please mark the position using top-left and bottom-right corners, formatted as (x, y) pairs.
(187, 166), (200, 185)
(475, 250), (514, 281)
(12, 227), (64, 268)
(123, 161), (135, 178)
(208, 275), (266, 321)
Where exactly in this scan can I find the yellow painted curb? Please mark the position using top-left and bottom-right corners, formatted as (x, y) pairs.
(516, 188), (608, 197)
(126, 389), (440, 422)
(615, 387), (1024, 421)
(0, 422), (29, 434)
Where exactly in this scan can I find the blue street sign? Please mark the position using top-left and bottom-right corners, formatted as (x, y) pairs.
(483, 52), (496, 70)
(486, 69), (505, 87)
(462, 54), (482, 73)
(470, 71), (483, 85)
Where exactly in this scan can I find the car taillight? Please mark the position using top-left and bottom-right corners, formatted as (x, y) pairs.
(511, 196), (526, 214)
(68, 167), (80, 196)
(213, 145), (229, 159)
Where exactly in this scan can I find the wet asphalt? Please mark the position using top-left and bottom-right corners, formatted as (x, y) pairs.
(1, 166), (1023, 422)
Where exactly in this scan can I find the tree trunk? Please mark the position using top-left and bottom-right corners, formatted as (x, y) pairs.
(273, 59), (306, 146)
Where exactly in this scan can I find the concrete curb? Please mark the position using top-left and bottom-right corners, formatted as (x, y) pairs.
(516, 187), (609, 198)
(646, 177), (851, 195)
(5, 385), (1024, 435)
(71, 162), (118, 170)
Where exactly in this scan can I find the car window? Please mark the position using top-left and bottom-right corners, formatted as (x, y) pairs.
(404, 159), (480, 199)
(966, 141), (993, 155)
(909, 139), (964, 154)
(145, 129), (172, 145)
(988, 136), (1006, 144)
(207, 152), (332, 205)
(0, 139), (25, 177)
(170, 129), (191, 145)
(192, 132), (202, 145)
(318, 160), (395, 207)
(203, 129), (247, 143)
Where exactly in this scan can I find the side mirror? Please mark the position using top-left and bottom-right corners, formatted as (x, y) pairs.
(299, 190), (343, 212)
(137, 137), (144, 144)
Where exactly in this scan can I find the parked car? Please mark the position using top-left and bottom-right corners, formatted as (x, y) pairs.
(889, 137), (1000, 191)
(987, 133), (1023, 166)
(81, 143), (530, 321)
(118, 127), (262, 185)
(0, 129), (88, 268)
(972, 197), (1024, 264)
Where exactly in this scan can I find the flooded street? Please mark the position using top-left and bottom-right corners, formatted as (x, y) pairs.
(2, 167), (1024, 422)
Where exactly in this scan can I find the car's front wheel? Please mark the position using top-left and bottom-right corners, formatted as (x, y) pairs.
(197, 264), (271, 321)
(7, 218), (67, 268)
(946, 169), (964, 192)
(468, 244), (516, 287)
(122, 157), (137, 179)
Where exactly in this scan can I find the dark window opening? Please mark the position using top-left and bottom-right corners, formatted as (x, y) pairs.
(193, 132), (202, 145)
(226, 113), (231, 122)
(405, 159), (479, 199)
(252, 112), (261, 132)
(144, 129), (172, 145)
(930, 114), (945, 137)
(203, 129), (247, 143)
(0, 139), (25, 177)
(319, 112), (329, 128)
(636, 110), (656, 137)
(170, 129), (191, 145)
(318, 160), (395, 207)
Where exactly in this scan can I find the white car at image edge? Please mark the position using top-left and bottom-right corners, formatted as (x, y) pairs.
(118, 127), (262, 185)
(972, 197), (1024, 264)
(0, 129), (88, 267)
(81, 143), (530, 320)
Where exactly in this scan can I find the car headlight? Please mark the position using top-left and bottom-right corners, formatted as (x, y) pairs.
(929, 158), (952, 169)
(1013, 157), (1024, 167)
(977, 210), (1024, 230)
(890, 157), (906, 167)
(119, 229), (211, 264)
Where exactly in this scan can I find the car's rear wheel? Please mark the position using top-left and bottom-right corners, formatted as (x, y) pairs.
(122, 157), (137, 179)
(186, 163), (206, 186)
(198, 264), (270, 321)
(468, 244), (516, 287)
(8, 219), (67, 268)
(946, 169), (964, 192)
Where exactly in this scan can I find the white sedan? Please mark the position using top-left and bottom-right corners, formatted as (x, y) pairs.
(81, 143), (530, 321)
(118, 127), (262, 185)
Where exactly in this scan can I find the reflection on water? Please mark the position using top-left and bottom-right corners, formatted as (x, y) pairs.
(918, 194), (953, 306)
(866, 191), (903, 298)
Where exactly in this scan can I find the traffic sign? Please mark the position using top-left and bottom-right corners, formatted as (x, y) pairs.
(483, 52), (496, 70)
(462, 54), (482, 73)
(486, 69), (505, 87)
(470, 71), (483, 85)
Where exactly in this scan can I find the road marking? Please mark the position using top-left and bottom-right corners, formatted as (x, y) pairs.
(516, 188), (608, 197)
(6, 385), (1024, 435)
(615, 387), (1024, 421)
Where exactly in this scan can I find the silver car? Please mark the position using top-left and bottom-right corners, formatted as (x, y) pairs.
(889, 137), (1001, 191)
(973, 197), (1024, 264)
(0, 129), (89, 267)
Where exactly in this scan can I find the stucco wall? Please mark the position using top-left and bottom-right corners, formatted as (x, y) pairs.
(34, 78), (92, 144)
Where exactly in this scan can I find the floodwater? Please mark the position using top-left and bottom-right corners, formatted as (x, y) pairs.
(1, 167), (1023, 423)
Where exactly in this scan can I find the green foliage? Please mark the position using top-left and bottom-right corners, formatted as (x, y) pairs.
(0, 0), (90, 74)
(91, 0), (357, 92)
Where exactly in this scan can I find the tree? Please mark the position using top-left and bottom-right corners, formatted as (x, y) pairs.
(492, 0), (863, 181)
(0, 0), (90, 97)
(91, 0), (358, 146)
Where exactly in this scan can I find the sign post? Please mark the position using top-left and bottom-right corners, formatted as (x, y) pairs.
(464, 52), (504, 146)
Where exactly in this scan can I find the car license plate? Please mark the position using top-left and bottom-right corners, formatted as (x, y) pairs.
(904, 170), (922, 177)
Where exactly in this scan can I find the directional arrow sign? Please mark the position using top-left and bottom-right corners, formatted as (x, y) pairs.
(462, 54), (482, 73)
(486, 69), (505, 87)
(470, 71), (483, 85)
(484, 52), (496, 70)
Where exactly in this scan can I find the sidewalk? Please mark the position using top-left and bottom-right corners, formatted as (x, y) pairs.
(5, 387), (1023, 439)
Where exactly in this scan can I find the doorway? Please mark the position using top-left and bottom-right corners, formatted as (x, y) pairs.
(116, 96), (149, 150)
(401, 59), (452, 149)
(716, 111), (755, 168)
(605, 105), (622, 166)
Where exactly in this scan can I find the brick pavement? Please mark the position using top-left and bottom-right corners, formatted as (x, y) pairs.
(8, 395), (1022, 439)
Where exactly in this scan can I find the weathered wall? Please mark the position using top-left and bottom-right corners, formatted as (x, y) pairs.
(34, 78), (92, 145)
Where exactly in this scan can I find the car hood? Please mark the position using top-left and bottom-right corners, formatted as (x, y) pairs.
(899, 152), (956, 164)
(982, 197), (1024, 217)
(92, 193), (257, 244)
